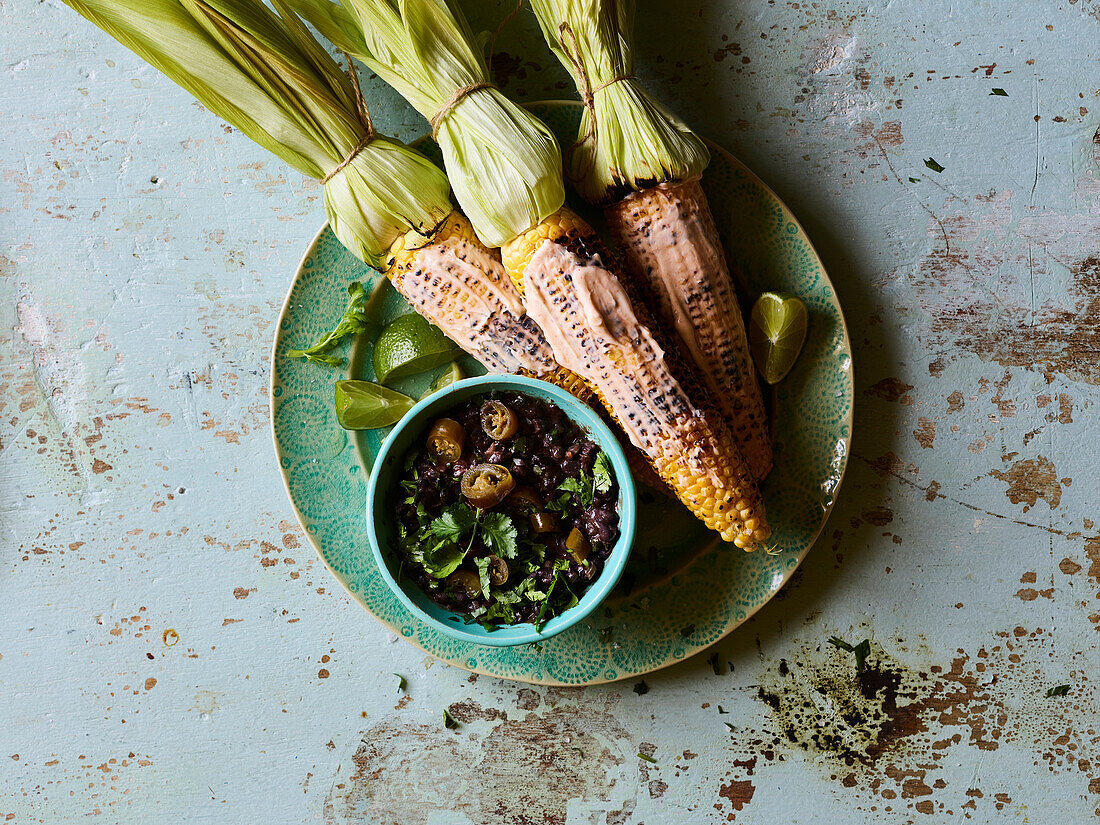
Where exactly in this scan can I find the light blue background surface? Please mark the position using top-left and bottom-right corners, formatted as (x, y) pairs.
(2, 0), (1099, 822)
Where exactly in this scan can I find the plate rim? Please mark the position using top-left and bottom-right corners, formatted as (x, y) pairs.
(269, 99), (854, 685)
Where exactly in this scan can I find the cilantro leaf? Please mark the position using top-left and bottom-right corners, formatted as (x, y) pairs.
(428, 504), (478, 544)
(990, 88), (1008, 96)
(558, 473), (595, 508)
(535, 571), (561, 631)
(474, 556), (492, 599)
(924, 157), (945, 173)
(1046, 684), (1070, 698)
(421, 540), (466, 578)
(592, 451), (613, 494)
(480, 512), (518, 558)
(288, 282), (368, 367)
(394, 673), (406, 692)
(443, 709), (459, 729)
(483, 600), (515, 624)
(636, 752), (657, 764)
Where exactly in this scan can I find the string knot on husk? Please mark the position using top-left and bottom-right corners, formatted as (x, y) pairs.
(429, 82), (496, 140)
(321, 53), (377, 185)
(558, 22), (634, 180)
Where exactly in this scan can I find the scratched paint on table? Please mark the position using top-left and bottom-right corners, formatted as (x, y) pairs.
(2, 0), (1099, 822)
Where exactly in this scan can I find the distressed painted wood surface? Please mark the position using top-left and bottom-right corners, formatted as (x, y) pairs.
(2, 0), (1099, 822)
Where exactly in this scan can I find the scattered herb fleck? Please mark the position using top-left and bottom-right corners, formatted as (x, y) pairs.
(908, 176), (921, 183)
(707, 652), (721, 675)
(718, 705), (729, 714)
(443, 709), (459, 729)
(1046, 684), (1070, 698)
(828, 636), (872, 673)
(633, 680), (649, 695)
(597, 627), (614, 645)
(636, 753), (657, 764)
(990, 88), (1008, 96)
(724, 721), (736, 731)
(924, 157), (945, 173)
(679, 623), (696, 638)
(573, 747), (584, 758)
(394, 673), (406, 692)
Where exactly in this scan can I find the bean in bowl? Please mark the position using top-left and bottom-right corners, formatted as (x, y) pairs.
(392, 391), (621, 630)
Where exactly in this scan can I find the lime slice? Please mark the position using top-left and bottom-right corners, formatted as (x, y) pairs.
(749, 292), (808, 384)
(335, 380), (415, 430)
(373, 313), (462, 385)
(422, 361), (466, 399)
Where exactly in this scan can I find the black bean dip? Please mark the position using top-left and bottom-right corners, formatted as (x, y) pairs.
(392, 391), (620, 629)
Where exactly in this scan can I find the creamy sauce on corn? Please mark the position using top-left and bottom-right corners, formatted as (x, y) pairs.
(393, 239), (558, 376)
(608, 178), (772, 480)
(522, 239), (720, 486)
(612, 181), (721, 374)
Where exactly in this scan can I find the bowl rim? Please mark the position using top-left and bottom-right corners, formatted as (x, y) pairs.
(365, 373), (638, 647)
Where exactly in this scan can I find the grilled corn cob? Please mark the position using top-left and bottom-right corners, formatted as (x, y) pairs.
(605, 179), (772, 477)
(503, 208), (769, 548)
(385, 210), (593, 398)
(528, 0), (773, 480)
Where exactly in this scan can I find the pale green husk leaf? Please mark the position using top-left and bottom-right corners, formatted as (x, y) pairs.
(528, 0), (709, 204)
(60, 0), (452, 266)
(291, 0), (565, 248)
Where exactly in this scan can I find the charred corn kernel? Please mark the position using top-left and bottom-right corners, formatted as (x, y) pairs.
(504, 207), (769, 549)
(606, 179), (773, 481)
(384, 210), (591, 401)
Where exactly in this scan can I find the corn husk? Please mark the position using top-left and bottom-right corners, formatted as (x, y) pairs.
(527, 0), (709, 204)
(60, 0), (453, 267)
(291, 0), (565, 248)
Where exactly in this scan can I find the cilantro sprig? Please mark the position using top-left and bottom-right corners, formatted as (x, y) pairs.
(288, 282), (368, 367)
(552, 451), (614, 510)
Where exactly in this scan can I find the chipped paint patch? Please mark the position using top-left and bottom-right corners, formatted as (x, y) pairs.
(324, 705), (638, 824)
(989, 456), (1063, 511)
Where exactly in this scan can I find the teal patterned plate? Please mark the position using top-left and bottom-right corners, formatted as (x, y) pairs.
(270, 101), (853, 685)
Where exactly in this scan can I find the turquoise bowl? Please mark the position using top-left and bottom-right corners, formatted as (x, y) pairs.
(365, 374), (638, 647)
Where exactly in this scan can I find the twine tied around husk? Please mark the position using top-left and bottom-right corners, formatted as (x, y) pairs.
(557, 21), (634, 181)
(321, 52), (377, 185)
(429, 82), (496, 139)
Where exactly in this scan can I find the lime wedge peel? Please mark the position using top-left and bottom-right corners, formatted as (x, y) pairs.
(373, 312), (462, 385)
(335, 380), (415, 430)
(422, 361), (466, 399)
(749, 292), (808, 385)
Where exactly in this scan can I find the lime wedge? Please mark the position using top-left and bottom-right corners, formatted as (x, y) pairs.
(422, 361), (465, 399)
(335, 380), (415, 430)
(373, 313), (462, 385)
(749, 292), (808, 384)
